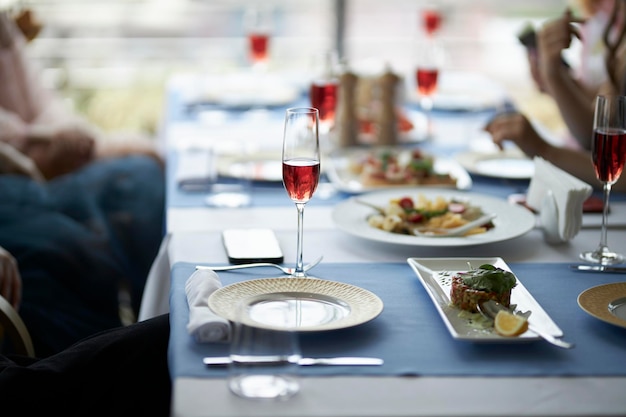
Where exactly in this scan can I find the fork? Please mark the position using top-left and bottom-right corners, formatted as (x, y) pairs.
(413, 213), (497, 237)
(196, 255), (323, 275)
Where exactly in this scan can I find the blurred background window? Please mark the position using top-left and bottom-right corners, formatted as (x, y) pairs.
(1, 0), (572, 136)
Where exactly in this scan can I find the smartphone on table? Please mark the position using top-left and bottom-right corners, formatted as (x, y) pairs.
(222, 228), (284, 265)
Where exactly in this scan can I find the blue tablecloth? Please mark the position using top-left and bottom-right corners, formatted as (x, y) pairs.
(169, 262), (626, 379)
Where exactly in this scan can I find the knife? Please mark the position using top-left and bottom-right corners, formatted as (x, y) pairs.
(571, 265), (626, 273)
(203, 356), (384, 366)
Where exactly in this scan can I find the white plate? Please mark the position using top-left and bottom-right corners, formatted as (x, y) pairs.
(208, 277), (384, 332)
(456, 149), (534, 180)
(332, 188), (536, 247)
(407, 257), (563, 342)
(408, 71), (509, 111)
(217, 151), (283, 182)
(326, 146), (472, 193)
(185, 73), (300, 109)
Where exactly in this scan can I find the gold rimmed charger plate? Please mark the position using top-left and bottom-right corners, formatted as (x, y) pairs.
(578, 282), (626, 328)
(208, 278), (384, 332)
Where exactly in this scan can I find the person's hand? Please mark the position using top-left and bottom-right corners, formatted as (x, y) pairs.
(25, 126), (96, 179)
(0, 246), (22, 310)
(537, 8), (584, 80)
(483, 112), (548, 158)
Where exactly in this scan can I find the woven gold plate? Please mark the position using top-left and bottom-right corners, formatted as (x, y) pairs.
(208, 278), (384, 331)
(578, 282), (626, 328)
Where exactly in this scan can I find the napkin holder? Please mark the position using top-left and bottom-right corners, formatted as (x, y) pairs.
(526, 157), (593, 243)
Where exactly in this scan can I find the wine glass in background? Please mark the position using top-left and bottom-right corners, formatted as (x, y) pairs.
(309, 51), (340, 136)
(580, 95), (626, 265)
(282, 108), (321, 278)
(415, 40), (444, 139)
(243, 6), (273, 71)
(421, 5), (443, 37)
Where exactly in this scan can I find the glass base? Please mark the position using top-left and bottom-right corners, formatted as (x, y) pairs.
(580, 246), (625, 265)
(229, 375), (299, 400)
(205, 192), (251, 208)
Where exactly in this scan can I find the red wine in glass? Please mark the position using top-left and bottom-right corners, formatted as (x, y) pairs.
(282, 158), (320, 204)
(592, 128), (626, 184)
(581, 95), (626, 265)
(247, 32), (269, 64)
(309, 81), (338, 127)
(422, 9), (442, 36)
(416, 68), (439, 97)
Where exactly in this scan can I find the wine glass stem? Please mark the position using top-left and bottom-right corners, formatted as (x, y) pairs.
(421, 96), (434, 137)
(599, 182), (612, 250)
(294, 202), (306, 277)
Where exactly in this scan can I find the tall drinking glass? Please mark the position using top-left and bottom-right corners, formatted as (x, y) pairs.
(580, 95), (626, 264)
(282, 108), (321, 278)
(244, 6), (273, 71)
(415, 39), (444, 139)
(309, 51), (339, 135)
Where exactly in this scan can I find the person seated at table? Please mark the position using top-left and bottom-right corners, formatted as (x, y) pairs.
(485, 0), (626, 193)
(0, 312), (171, 417)
(0, 10), (164, 180)
(0, 147), (164, 357)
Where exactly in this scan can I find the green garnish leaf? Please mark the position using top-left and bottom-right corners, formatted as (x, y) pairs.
(460, 264), (517, 293)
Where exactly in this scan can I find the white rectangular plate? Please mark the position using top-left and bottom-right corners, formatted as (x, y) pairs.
(407, 257), (563, 342)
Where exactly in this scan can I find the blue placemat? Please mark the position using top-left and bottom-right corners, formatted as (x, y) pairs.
(168, 262), (626, 379)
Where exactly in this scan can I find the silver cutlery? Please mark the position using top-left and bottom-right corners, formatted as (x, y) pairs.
(196, 255), (323, 275)
(413, 213), (497, 237)
(477, 300), (574, 349)
(203, 356), (384, 366)
(571, 264), (626, 274)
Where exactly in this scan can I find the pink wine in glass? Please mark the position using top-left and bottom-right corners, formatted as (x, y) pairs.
(422, 9), (442, 36)
(309, 81), (338, 124)
(282, 158), (320, 204)
(416, 68), (439, 96)
(247, 32), (269, 63)
(592, 128), (626, 184)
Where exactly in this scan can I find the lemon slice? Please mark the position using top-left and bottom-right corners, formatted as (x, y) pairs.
(494, 310), (528, 337)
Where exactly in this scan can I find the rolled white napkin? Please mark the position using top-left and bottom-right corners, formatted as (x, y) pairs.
(185, 269), (230, 343)
(527, 157), (593, 242)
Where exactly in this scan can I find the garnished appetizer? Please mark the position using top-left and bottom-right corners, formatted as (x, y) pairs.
(450, 264), (517, 313)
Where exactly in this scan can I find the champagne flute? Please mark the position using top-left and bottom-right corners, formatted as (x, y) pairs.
(282, 108), (321, 278)
(580, 95), (626, 265)
(243, 6), (273, 71)
(421, 5), (443, 38)
(309, 51), (339, 136)
(415, 39), (443, 139)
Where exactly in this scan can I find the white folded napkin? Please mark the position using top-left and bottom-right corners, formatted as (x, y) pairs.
(185, 269), (230, 343)
(526, 157), (593, 242)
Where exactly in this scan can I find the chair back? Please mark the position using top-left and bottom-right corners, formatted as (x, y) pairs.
(0, 294), (35, 357)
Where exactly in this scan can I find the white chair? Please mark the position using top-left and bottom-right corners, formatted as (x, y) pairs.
(0, 294), (35, 357)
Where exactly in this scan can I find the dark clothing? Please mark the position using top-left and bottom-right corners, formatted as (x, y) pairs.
(0, 155), (165, 357)
(0, 314), (171, 417)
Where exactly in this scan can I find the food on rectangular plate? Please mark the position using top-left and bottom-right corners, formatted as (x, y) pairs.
(450, 264), (517, 313)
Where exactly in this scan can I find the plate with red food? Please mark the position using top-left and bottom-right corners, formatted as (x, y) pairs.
(331, 188), (535, 247)
(326, 146), (472, 193)
(407, 257), (564, 342)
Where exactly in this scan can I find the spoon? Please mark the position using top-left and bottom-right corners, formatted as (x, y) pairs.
(413, 213), (497, 237)
(196, 255), (323, 276)
(477, 300), (574, 349)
